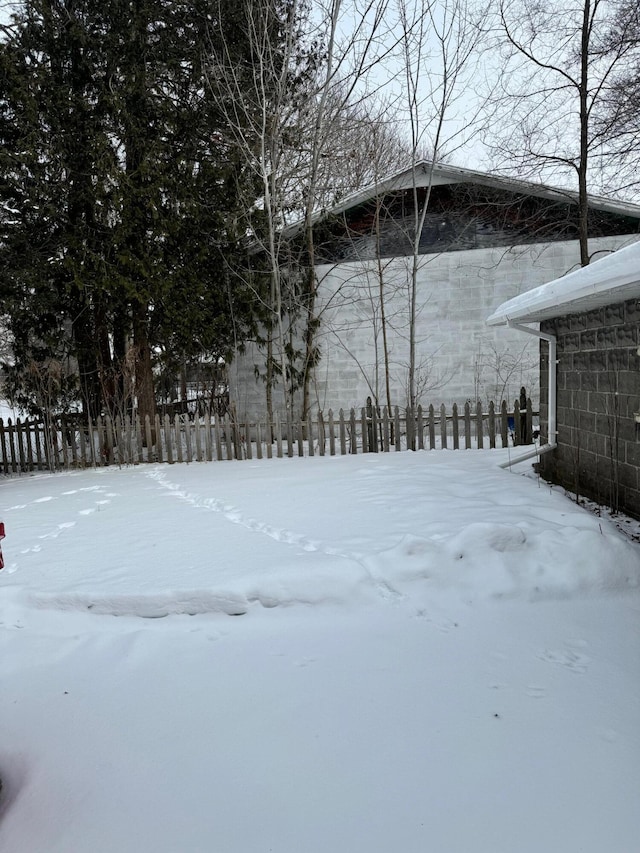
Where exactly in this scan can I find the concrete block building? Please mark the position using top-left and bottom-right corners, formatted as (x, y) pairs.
(229, 162), (640, 418)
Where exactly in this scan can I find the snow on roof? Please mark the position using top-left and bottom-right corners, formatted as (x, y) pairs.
(487, 239), (640, 326)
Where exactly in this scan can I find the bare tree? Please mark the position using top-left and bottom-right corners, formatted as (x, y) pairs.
(487, 0), (639, 265)
(396, 0), (483, 417)
(594, 1), (640, 197)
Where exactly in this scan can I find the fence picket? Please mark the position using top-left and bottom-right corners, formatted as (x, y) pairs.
(0, 420), (7, 475)
(428, 405), (435, 450)
(349, 409), (357, 454)
(361, 408), (368, 453)
(464, 403), (471, 449)
(382, 407), (390, 453)
(0, 398), (538, 473)
(224, 414), (234, 460)
(488, 402), (496, 449)
(329, 409), (336, 456)
(142, 416), (151, 462)
(175, 415), (183, 464)
(501, 401), (509, 448)
(440, 404), (447, 450)
(34, 421), (44, 469)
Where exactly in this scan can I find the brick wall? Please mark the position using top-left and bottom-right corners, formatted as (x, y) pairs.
(540, 298), (640, 519)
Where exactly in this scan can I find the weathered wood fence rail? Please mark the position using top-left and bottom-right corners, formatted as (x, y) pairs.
(0, 399), (536, 474)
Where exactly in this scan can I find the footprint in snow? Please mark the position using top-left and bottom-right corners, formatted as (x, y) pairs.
(537, 648), (590, 674)
(38, 521), (76, 540)
(78, 508), (96, 516)
(34, 496), (54, 503)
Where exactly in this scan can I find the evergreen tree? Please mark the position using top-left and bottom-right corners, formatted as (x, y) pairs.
(0, 0), (261, 421)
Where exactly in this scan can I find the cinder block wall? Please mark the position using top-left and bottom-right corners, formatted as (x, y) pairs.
(540, 298), (640, 519)
(229, 235), (637, 419)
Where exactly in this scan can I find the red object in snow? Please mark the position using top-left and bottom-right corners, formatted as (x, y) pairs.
(0, 522), (5, 570)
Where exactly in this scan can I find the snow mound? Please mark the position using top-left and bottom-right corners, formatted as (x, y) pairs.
(22, 556), (374, 617)
(365, 523), (640, 603)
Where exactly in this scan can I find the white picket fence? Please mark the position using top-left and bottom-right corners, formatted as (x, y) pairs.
(0, 399), (536, 474)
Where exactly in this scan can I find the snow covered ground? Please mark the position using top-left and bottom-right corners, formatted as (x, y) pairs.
(1, 449), (639, 853)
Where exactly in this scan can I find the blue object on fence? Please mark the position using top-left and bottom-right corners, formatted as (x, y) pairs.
(507, 416), (515, 433)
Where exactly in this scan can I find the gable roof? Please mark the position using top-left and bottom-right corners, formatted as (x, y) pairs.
(486, 239), (640, 325)
(286, 161), (640, 236)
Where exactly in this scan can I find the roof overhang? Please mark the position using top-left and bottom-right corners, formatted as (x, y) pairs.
(487, 239), (640, 326)
(283, 161), (640, 240)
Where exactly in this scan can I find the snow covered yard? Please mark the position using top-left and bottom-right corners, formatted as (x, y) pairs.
(0, 450), (639, 853)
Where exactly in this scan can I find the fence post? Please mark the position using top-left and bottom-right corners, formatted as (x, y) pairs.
(440, 404), (447, 449)
(488, 401), (496, 449)
(452, 403), (459, 450)
(371, 404), (379, 452)
(317, 410), (325, 457)
(476, 401), (484, 449)
(394, 407), (401, 451)
(361, 407), (369, 453)
(464, 403), (471, 449)
(339, 409), (346, 456)
(382, 407), (390, 453)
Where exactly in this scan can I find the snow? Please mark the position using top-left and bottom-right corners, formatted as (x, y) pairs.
(1, 449), (639, 853)
(487, 237), (640, 325)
